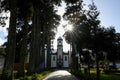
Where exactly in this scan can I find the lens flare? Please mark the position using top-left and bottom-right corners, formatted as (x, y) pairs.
(67, 25), (73, 31)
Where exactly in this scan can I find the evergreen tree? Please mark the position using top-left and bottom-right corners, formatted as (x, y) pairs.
(63, 0), (84, 73)
(86, 1), (101, 80)
(27, 0), (61, 74)
(1, 0), (17, 79)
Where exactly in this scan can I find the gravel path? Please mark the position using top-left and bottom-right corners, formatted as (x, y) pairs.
(43, 70), (79, 80)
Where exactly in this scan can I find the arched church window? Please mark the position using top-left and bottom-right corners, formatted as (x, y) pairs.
(58, 42), (62, 45)
(59, 47), (61, 50)
(53, 56), (55, 61)
(65, 56), (67, 61)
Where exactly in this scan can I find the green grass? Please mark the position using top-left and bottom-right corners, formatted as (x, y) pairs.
(37, 70), (52, 80)
(76, 68), (120, 80)
(0, 70), (52, 80)
(14, 70), (52, 80)
(90, 68), (120, 80)
(117, 68), (120, 71)
(100, 73), (120, 80)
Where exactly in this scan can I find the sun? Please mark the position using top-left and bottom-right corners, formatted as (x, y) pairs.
(66, 25), (73, 31)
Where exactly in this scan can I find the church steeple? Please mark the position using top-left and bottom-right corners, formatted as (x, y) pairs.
(57, 36), (63, 47)
(57, 36), (63, 67)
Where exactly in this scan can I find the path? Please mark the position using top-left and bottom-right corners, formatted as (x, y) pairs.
(43, 70), (79, 80)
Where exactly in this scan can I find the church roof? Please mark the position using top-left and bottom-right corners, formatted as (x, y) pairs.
(51, 49), (69, 55)
(57, 36), (63, 40)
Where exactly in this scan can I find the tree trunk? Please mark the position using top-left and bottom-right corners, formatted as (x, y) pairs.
(1, 0), (17, 79)
(27, 7), (41, 74)
(113, 60), (116, 68)
(87, 61), (90, 75)
(35, 8), (41, 72)
(71, 44), (78, 73)
(96, 52), (100, 80)
(17, 19), (28, 78)
(78, 49), (82, 73)
(46, 26), (52, 69)
(27, 10), (37, 75)
(47, 36), (52, 69)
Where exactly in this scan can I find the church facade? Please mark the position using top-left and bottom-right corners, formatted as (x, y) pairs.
(51, 37), (69, 68)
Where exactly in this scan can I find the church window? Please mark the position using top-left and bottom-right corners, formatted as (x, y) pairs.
(53, 56), (55, 61)
(59, 42), (62, 45)
(59, 47), (61, 50)
(65, 56), (67, 61)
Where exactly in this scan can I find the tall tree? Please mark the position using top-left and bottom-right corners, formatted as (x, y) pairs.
(27, 0), (61, 74)
(86, 1), (101, 80)
(63, 0), (84, 73)
(105, 27), (117, 67)
(17, 20), (28, 77)
(1, 0), (17, 79)
(27, 4), (39, 74)
(16, 0), (33, 77)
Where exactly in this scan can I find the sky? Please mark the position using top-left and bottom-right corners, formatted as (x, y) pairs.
(54, 0), (120, 51)
(85, 0), (120, 32)
(0, 0), (120, 51)
(0, 11), (9, 46)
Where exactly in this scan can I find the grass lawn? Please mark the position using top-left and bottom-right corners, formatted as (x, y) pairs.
(16, 70), (52, 80)
(75, 68), (120, 80)
(35, 70), (52, 80)
(100, 73), (120, 80)
(90, 68), (120, 80)
(0, 70), (52, 80)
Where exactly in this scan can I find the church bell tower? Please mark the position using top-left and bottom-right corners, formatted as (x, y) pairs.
(57, 37), (63, 67)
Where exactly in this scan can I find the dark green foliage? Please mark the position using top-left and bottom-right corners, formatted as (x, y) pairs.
(64, 0), (82, 5)
(0, 47), (5, 56)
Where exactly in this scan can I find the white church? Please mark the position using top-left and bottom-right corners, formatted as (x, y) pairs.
(51, 37), (69, 68)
